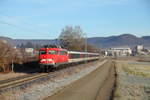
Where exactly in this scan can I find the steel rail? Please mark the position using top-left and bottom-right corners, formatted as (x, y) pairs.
(0, 73), (49, 92)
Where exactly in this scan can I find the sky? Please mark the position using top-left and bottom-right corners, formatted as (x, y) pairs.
(0, 0), (149, 39)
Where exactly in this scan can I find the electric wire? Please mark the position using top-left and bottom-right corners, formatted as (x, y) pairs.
(0, 12), (51, 37)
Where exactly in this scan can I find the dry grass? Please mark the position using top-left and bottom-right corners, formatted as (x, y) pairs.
(122, 63), (150, 77)
(114, 60), (150, 100)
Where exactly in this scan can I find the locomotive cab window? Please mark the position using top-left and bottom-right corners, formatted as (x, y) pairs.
(60, 51), (67, 55)
(40, 50), (46, 54)
(48, 50), (57, 54)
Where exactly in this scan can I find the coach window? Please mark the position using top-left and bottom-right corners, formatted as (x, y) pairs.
(60, 51), (67, 55)
(48, 50), (57, 54)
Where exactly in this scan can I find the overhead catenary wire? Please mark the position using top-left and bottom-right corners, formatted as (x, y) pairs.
(0, 12), (51, 37)
(0, 20), (45, 35)
(0, 13), (43, 30)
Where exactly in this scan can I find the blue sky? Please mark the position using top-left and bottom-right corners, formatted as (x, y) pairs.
(0, 0), (149, 39)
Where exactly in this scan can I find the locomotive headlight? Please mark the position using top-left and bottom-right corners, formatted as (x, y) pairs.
(46, 59), (53, 61)
(41, 59), (46, 62)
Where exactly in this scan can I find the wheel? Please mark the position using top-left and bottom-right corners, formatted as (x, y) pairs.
(39, 65), (44, 72)
(45, 65), (49, 73)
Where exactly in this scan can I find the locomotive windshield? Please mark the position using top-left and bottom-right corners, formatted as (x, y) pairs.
(40, 50), (46, 54)
(48, 50), (57, 54)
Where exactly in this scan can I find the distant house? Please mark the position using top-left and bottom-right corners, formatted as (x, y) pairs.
(1, 40), (8, 44)
(100, 49), (108, 56)
(133, 45), (150, 55)
(145, 47), (150, 53)
(25, 48), (34, 54)
(135, 45), (144, 54)
(107, 47), (132, 57)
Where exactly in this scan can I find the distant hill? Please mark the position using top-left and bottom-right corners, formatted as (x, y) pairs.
(0, 37), (59, 47)
(14, 39), (58, 46)
(0, 34), (150, 48)
(0, 36), (14, 45)
(88, 34), (150, 48)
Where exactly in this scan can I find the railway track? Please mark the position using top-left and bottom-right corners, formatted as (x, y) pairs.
(0, 59), (103, 94)
(0, 73), (52, 93)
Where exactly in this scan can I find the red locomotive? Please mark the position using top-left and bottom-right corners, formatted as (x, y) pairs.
(39, 45), (99, 72)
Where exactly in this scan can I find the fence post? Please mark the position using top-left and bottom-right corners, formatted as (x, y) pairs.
(12, 59), (14, 72)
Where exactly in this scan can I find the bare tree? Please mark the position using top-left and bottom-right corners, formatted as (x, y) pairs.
(0, 40), (14, 72)
(59, 26), (85, 51)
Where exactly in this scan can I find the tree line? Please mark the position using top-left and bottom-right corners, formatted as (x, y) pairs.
(0, 40), (38, 72)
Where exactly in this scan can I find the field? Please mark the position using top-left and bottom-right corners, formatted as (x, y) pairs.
(114, 60), (150, 100)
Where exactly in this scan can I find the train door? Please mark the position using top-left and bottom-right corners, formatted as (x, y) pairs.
(59, 50), (68, 63)
(48, 50), (59, 63)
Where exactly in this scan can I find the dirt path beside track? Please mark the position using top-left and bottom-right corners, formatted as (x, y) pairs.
(44, 61), (115, 100)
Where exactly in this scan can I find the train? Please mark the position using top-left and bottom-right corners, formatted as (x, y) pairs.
(39, 45), (99, 72)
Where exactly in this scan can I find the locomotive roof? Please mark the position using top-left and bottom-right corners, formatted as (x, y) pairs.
(40, 47), (67, 51)
(68, 51), (99, 55)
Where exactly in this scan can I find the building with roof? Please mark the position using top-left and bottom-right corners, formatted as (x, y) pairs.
(107, 47), (132, 57)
